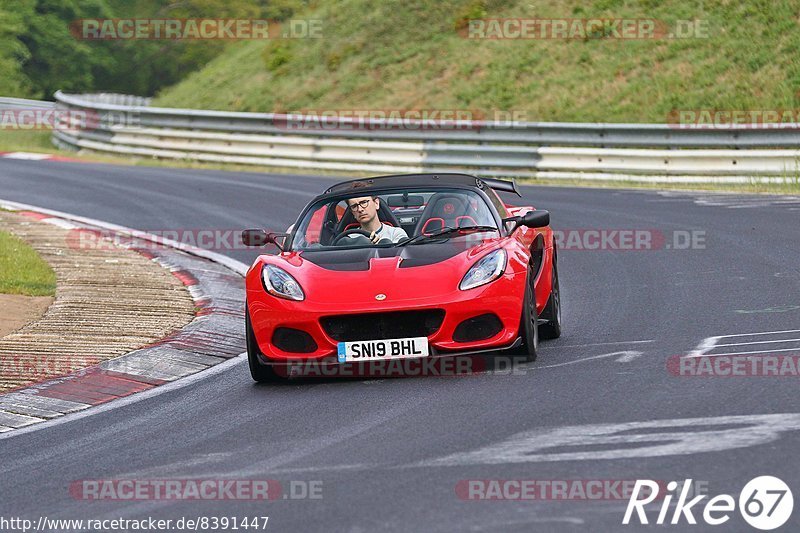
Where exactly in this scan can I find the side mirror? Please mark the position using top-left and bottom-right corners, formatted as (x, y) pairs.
(503, 210), (550, 234)
(520, 210), (550, 229)
(241, 230), (288, 251)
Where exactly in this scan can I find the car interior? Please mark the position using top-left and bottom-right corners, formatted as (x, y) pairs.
(299, 189), (496, 248)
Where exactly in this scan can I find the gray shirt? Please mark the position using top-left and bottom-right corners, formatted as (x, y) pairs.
(348, 223), (408, 243)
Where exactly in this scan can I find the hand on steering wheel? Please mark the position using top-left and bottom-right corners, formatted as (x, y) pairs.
(332, 228), (376, 245)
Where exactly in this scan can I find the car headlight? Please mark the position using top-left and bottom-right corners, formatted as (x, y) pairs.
(262, 264), (305, 301)
(459, 249), (507, 290)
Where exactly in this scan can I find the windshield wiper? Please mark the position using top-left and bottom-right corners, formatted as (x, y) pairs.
(397, 225), (498, 246)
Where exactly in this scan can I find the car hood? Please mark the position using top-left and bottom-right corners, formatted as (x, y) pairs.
(301, 243), (468, 271)
(260, 239), (505, 305)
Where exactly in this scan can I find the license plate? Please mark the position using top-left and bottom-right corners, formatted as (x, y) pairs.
(337, 337), (429, 363)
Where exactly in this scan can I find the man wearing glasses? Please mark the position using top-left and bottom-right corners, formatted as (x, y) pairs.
(346, 195), (408, 244)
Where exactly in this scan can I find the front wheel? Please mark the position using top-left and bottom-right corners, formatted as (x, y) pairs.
(539, 253), (562, 340)
(246, 307), (284, 382)
(515, 269), (539, 362)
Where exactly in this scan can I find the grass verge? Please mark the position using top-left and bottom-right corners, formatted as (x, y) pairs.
(0, 129), (53, 153)
(0, 230), (57, 296)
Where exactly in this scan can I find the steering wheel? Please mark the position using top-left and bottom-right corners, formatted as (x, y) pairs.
(332, 228), (373, 246)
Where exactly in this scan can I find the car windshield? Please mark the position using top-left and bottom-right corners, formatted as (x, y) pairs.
(289, 187), (499, 251)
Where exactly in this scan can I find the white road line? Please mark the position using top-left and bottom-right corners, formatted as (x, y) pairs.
(715, 338), (800, 348)
(40, 217), (77, 229)
(535, 351), (643, 369)
(1, 152), (54, 160)
(688, 330), (800, 358)
(615, 351), (644, 362)
(685, 347), (800, 358)
(687, 336), (722, 357)
(418, 413), (800, 466)
(709, 328), (800, 339)
(552, 340), (654, 349)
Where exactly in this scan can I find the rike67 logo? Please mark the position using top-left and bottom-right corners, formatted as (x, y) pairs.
(623, 476), (793, 530)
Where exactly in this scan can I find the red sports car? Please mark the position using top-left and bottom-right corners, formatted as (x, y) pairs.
(242, 173), (560, 381)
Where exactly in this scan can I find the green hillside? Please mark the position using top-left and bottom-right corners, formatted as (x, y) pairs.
(154, 0), (800, 122)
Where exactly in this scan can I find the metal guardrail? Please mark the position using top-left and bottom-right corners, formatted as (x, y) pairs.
(59, 93), (153, 107)
(48, 91), (800, 183)
(0, 97), (55, 110)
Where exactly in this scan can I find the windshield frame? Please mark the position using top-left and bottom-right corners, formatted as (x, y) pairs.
(286, 184), (506, 252)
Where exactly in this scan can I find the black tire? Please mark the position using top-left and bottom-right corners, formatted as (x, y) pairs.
(246, 307), (284, 383)
(515, 269), (539, 362)
(539, 252), (562, 340)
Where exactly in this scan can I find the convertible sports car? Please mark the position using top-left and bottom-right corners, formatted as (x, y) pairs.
(242, 173), (561, 381)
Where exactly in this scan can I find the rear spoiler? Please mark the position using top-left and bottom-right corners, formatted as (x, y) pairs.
(481, 177), (522, 197)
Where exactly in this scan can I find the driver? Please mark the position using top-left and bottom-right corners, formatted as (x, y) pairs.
(346, 195), (408, 244)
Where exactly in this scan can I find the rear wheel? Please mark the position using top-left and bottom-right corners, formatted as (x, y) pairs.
(246, 307), (284, 382)
(515, 269), (539, 362)
(539, 253), (562, 340)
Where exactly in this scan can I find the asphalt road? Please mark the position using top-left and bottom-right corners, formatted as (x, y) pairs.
(2, 159), (800, 532)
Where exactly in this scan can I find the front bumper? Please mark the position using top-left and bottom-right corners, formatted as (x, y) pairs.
(260, 337), (524, 380)
(247, 273), (525, 362)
